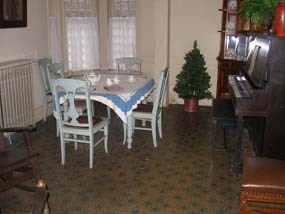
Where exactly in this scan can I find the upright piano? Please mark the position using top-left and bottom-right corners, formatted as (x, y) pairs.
(228, 35), (285, 174)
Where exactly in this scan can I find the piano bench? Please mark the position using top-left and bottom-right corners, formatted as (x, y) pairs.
(211, 99), (237, 159)
(240, 157), (285, 214)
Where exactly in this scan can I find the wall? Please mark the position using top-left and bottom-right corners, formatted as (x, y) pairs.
(0, 0), (49, 122)
(169, 0), (222, 106)
(137, 0), (222, 106)
(136, 0), (155, 77)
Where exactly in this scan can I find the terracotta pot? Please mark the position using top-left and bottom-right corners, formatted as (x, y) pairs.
(274, 3), (285, 37)
(184, 98), (198, 112)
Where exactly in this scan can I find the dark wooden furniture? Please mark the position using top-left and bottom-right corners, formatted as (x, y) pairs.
(211, 99), (237, 159)
(0, 126), (49, 213)
(240, 157), (285, 213)
(217, 0), (257, 99)
(228, 35), (285, 175)
(217, 57), (245, 99)
(32, 181), (49, 214)
(0, 127), (41, 192)
(217, 0), (244, 98)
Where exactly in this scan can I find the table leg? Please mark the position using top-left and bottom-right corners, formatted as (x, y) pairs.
(231, 114), (243, 176)
(127, 115), (133, 149)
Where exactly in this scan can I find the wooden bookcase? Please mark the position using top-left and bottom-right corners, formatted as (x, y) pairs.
(216, 0), (251, 99)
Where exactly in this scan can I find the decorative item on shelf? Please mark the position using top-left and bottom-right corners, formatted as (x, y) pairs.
(225, 48), (237, 59)
(238, 0), (281, 33)
(226, 15), (237, 33)
(226, 21), (236, 32)
(174, 40), (212, 112)
(228, 0), (237, 11)
(274, 2), (285, 36)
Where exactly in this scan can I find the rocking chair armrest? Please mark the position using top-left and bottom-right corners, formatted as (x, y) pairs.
(0, 126), (36, 133)
(0, 126), (36, 150)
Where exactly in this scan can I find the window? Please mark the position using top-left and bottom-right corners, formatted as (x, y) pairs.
(64, 0), (99, 71)
(63, 0), (136, 70)
(108, 0), (136, 69)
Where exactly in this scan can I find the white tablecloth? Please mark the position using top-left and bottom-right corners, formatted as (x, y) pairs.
(72, 73), (155, 123)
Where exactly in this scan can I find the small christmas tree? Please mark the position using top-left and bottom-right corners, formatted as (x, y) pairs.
(174, 40), (212, 100)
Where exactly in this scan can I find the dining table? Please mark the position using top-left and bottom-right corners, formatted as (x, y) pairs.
(71, 71), (155, 149)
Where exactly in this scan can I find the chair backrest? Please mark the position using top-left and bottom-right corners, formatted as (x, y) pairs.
(152, 67), (169, 117)
(38, 58), (52, 93)
(47, 63), (65, 90)
(53, 79), (93, 132)
(116, 57), (142, 73)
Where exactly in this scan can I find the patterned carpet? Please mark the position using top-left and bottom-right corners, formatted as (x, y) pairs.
(0, 104), (253, 214)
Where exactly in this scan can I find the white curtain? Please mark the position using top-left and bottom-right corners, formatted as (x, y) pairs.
(49, 16), (62, 63)
(108, 17), (136, 69)
(66, 17), (100, 70)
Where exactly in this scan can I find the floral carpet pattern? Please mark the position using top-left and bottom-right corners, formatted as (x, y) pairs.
(0, 105), (252, 214)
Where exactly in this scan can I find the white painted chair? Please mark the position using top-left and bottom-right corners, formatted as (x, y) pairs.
(38, 58), (53, 122)
(47, 63), (87, 137)
(127, 67), (169, 147)
(47, 63), (64, 80)
(52, 78), (109, 169)
(116, 57), (142, 73)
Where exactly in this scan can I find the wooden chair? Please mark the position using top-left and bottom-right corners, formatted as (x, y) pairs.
(53, 78), (110, 168)
(116, 57), (142, 73)
(0, 127), (49, 213)
(124, 67), (169, 147)
(38, 58), (53, 122)
(32, 181), (49, 214)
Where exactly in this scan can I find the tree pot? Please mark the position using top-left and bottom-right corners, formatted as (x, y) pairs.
(184, 98), (198, 112)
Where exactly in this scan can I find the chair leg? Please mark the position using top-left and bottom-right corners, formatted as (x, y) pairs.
(89, 141), (94, 169)
(56, 120), (59, 137)
(43, 97), (47, 122)
(31, 156), (41, 181)
(60, 134), (65, 166)
(223, 128), (228, 150)
(151, 120), (157, 148)
(73, 134), (78, 151)
(74, 135), (78, 151)
(211, 119), (217, 160)
(157, 115), (162, 139)
(104, 125), (108, 154)
(123, 122), (127, 145)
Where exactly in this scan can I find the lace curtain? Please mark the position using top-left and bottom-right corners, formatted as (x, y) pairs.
(64, 0), (99, 71)
(49, 16), (62, 64)
(108, 0), (136, 69)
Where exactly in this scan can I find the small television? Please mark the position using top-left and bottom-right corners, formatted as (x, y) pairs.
(243, 37), (270, 89)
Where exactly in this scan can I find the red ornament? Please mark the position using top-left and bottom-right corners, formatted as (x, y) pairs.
(275, 3), (285, 37)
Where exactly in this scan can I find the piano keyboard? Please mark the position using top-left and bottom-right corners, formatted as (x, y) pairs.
(229, 75), (252, 99)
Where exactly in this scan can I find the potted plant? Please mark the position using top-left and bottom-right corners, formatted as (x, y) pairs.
(238, 0), (283, 31)
(174, 40), (212, 112)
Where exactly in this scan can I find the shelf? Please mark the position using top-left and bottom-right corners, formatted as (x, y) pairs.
(216, 0), (249, 99)
(218, 30), (236, 35)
